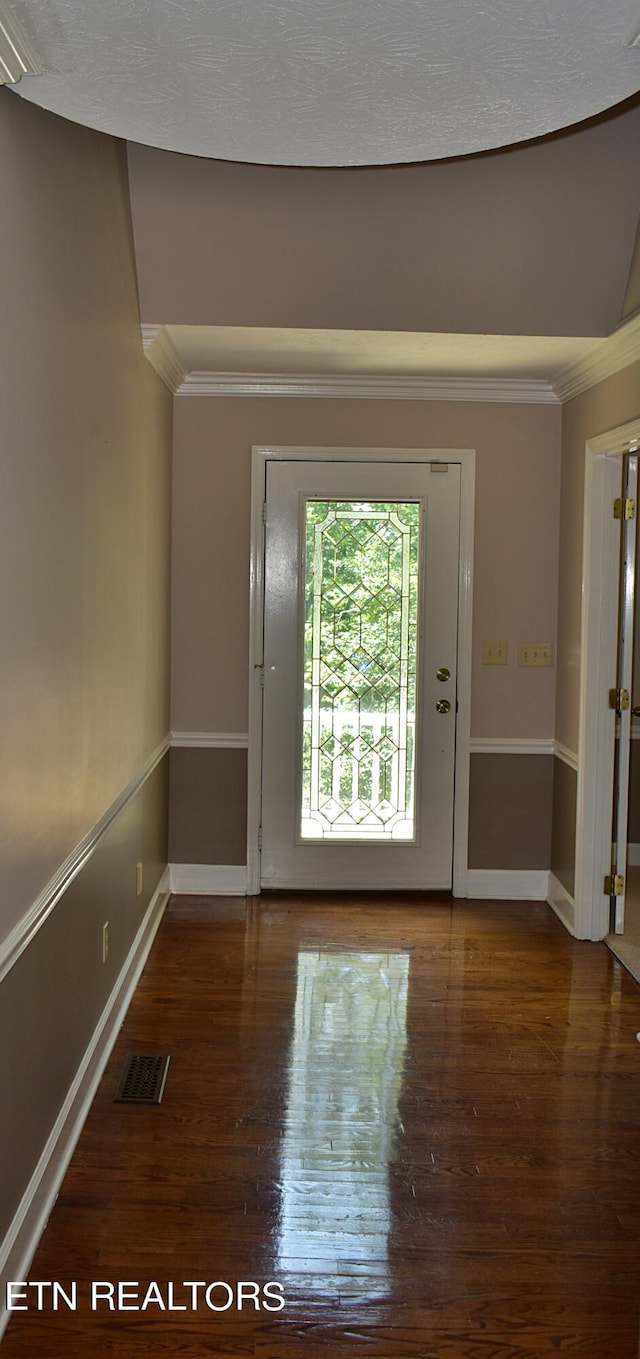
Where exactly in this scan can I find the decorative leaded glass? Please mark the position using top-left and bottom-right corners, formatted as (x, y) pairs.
(301, 500), (420, 840)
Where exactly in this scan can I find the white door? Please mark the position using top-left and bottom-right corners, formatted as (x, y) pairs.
(260, 459), (461, 889)
(610, 452), (638, 932)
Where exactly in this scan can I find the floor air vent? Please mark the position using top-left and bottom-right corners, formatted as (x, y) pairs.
(114, 1054), (170, 1104)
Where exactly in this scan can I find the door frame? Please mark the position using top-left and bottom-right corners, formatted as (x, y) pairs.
(247, 446), (476, 896)
(575, 419), (640, 939)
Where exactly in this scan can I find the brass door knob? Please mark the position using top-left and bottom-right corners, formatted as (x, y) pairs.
(436, 699), (451, 714)
(436, 667), (450, 682)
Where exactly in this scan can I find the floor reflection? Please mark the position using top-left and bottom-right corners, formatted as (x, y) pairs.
(276, 949), (409, 1300)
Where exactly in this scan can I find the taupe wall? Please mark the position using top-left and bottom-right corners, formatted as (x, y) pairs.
(468, 755), (553, 871)
(621, 219), (640, 321)
(171, 396), (561, 866)
(169, 747), (247, 865)
(550, 758), (577, 897)
(0, 91), (172, 1279)
(128, 102), (640, 337)
(0, 89), (173, 951)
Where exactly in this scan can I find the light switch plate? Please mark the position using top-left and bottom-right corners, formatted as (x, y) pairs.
(518, 642), (553, 667)
(482, 639), (508, 665)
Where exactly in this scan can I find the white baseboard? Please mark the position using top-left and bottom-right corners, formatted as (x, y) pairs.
(627, 843), (640, 867)
(0, 870), (170, 1341)
(547, 871), (576, 935)
(169, 863), (248, 895)
(464, 869), (550, 900)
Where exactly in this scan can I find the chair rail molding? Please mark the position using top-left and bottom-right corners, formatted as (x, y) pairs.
(171, 731), (248, 748)
(0, 736), (170, 984)
(469, 737), (555, 755)
(554, 740), (579, 771)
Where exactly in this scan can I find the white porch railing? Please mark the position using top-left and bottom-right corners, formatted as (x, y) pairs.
(301, 709), (416, 839)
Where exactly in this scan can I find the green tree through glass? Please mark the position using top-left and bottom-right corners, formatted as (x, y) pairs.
(301, 500), (420, 841)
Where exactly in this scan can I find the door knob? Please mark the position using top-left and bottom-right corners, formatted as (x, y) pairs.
(436, 667), (450, 682)
(436, 699), (451, 714)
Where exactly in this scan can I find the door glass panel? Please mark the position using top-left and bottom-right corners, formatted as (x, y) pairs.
(301, 500), (420, 841)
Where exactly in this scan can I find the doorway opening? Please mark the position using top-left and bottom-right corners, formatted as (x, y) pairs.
(247, 447), (475, 896)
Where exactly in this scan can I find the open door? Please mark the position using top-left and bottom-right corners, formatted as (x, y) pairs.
(608, 452), (638, 934)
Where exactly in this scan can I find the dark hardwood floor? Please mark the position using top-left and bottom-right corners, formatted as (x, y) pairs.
(4, 894), (640, 1358)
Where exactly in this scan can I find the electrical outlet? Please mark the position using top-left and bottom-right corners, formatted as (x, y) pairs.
(482, 639), (508, 665)
(136, 861), (143, 897)
(518, 642), (553, 667)
(102, 921), (109, 965)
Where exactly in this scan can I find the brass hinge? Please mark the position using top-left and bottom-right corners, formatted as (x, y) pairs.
(258, 826), (263, 850)
(262, 502), (268, 525)
(609, 687), (630, 713)
(614, 497), (635, 520)
(604, 874), (625, 896)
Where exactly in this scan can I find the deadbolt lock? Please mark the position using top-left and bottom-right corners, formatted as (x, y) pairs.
(436, 699), (451, 714)
(436, 667), (451, 682)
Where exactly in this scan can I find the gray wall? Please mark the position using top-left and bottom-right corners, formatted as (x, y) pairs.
(0, 89), (172, 1276)
(168, 395), (561, 871)
(0, 759), (168, 1248)
(0, 89), (172, 951)
(128, 103), (640, 337)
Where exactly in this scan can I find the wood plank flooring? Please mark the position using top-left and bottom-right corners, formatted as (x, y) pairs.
(4, 894), (640, 1358)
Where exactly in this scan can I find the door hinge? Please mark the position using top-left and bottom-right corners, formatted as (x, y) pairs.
(614, 497), (635, 520)
(262, 502), (268, 525)
(604, 873), (625, 896)
(258, 826), (263, 850)
(609, 687), (630, 713)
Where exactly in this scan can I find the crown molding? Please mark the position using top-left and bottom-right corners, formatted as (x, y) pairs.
(142, 321), (640, 405)
(140, 324), (162, 349)
(140, 327), (559, 402)
(0, 3), (44, 84)
(176, 370), (559, 404)
(141, 323), (186, 393)
(553, 313), (640, 403)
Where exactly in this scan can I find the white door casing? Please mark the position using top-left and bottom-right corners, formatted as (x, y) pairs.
(247, 447), (475, 896)
(247, 449), (475, 893)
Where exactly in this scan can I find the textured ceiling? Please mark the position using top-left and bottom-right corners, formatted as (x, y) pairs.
(6, 0), (640, 165)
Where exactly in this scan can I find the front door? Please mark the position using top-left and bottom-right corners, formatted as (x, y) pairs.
(260, 458), (461, 889)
